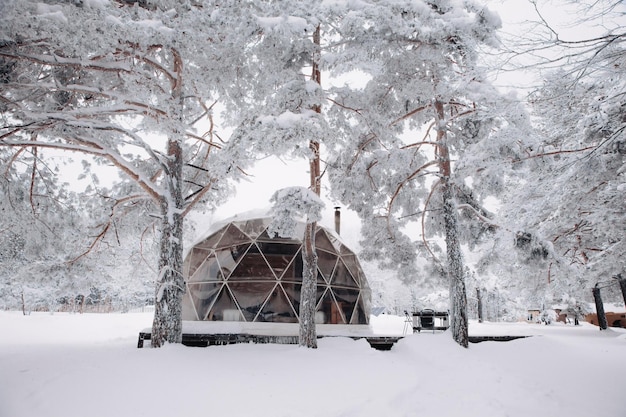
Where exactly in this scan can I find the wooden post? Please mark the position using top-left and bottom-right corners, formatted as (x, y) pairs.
(592, 285), (608, 330)
(616, 274), (626, 310)
(476, 288), (483, 323)
(21, 291), (26, 316)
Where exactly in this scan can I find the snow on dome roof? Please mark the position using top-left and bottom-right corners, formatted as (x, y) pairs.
(186, 208), (272, 257)
(187, 207), (345, 256)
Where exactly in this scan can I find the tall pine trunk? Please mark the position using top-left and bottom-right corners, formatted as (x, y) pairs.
(151, 49), (185, 347)
(477, 288), (483, 323)
(298, 25), (322, 348)
(592, 285), (608, 330)
(151, 138), (185, 347)
(443, 182), (468, 347)
(616, 274), (626, 309)
(435, 100), (469, 348)
(300, 222), (318, 348)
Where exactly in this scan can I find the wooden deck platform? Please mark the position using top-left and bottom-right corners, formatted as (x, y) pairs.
(137, 331), (530, 349)
(137, 332), (402, 350)
(468, 335), (530, 343)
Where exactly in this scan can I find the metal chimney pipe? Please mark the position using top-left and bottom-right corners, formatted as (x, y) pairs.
(334, 206), (341, 235)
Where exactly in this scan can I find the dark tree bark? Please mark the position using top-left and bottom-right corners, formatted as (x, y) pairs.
(616, 274), (626, 309)
(300, 222), (318, 348)
(443, 182), (469, 347)
(151, 138), (185, 347)
(21, 292), (26, 316)
(298, 25), (322, 349)
(477, 288), (483, 323)
(151, 50), (185, 347)
(435, 100), (468, 348)
(592, 286), (608, 331)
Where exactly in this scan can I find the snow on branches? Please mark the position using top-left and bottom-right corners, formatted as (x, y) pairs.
(268, 186), (324, 239)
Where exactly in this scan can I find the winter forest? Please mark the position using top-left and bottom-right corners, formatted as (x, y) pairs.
(0, 0), (624, 349)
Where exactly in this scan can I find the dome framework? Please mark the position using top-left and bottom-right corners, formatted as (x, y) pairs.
(182, 217), (370, 325)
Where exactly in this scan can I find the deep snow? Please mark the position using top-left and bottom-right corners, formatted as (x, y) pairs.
(0, 311), (624, 417)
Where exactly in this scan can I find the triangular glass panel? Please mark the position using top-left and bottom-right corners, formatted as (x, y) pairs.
(315, 229), (337, 254)
(228, 281), (275, 322)
(316, 285), (329, 305)
(256, 225), (303, 243)
(215, 223), (252, 249)
(186, 248), (212, 278)
(182, 288), (199, 320)
(187, 282), (223, 321)
(257, 242), (300, 280)
(194, 226), (227, 250)
(316, 287), (344, 324)
(331, 287), (359, 324)
(278, 248), (303, 282)
(282, 282), (301, 316)
(207, 285), (242, 321)
(350, 293), (369, 325)
(330, 258), (359, 288)
(317, 249), (336, 284)
(262, 220), (307, 242)
(361, 286), (372, 314)
(256, 284), (298, 323)
(326, 232), (342, 252)
(240, 218), (270, 239)
(214, 245), (249, 279)
(255, 229), (275, 242)
(229, 243), (276, 281)
(316, 270), (326, 285)
(189, 252), (225, 282)
(338, 243), (352, 255)
(341, 254), (366, 288)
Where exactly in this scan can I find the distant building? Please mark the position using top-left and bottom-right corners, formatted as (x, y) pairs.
(527, 304), (626, 328)
(527, 308), (541, 322)
(586, 311), (626, 328)
(182, 213), (371, 325)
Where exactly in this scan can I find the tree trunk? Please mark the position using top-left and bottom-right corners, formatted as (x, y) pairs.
(592, 286), (608, 330)
(151, 138), (185, 347)
(616, 274), (626, 309)
(151, 48), (185, 347)
(300, 222), (318, 348)
(477, 287), (483, 323)
(443, 182), (469, 347)
(435, 100), (468, 348)
(298, 24), (322, 349)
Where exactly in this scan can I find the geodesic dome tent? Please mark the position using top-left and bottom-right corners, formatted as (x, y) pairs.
(182, 215), (370, 325)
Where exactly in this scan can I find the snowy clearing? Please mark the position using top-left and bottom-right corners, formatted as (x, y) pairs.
(0, 312), (624, 417)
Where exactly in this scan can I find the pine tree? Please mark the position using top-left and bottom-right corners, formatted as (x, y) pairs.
(324, 0), (505, 347)
(0, 0), (273, 346)
(491, 0), (626, 306)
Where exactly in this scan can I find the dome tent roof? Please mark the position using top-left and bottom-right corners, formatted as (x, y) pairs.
(182, 214), (370, 325)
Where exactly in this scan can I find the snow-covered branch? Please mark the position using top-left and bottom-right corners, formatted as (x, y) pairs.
(268, 186), (324, 239)
(0, 51), (132, 73)
(0, 137), (163, 201)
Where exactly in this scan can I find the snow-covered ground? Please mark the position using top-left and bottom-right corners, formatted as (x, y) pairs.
(1, 312), (624, 417)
